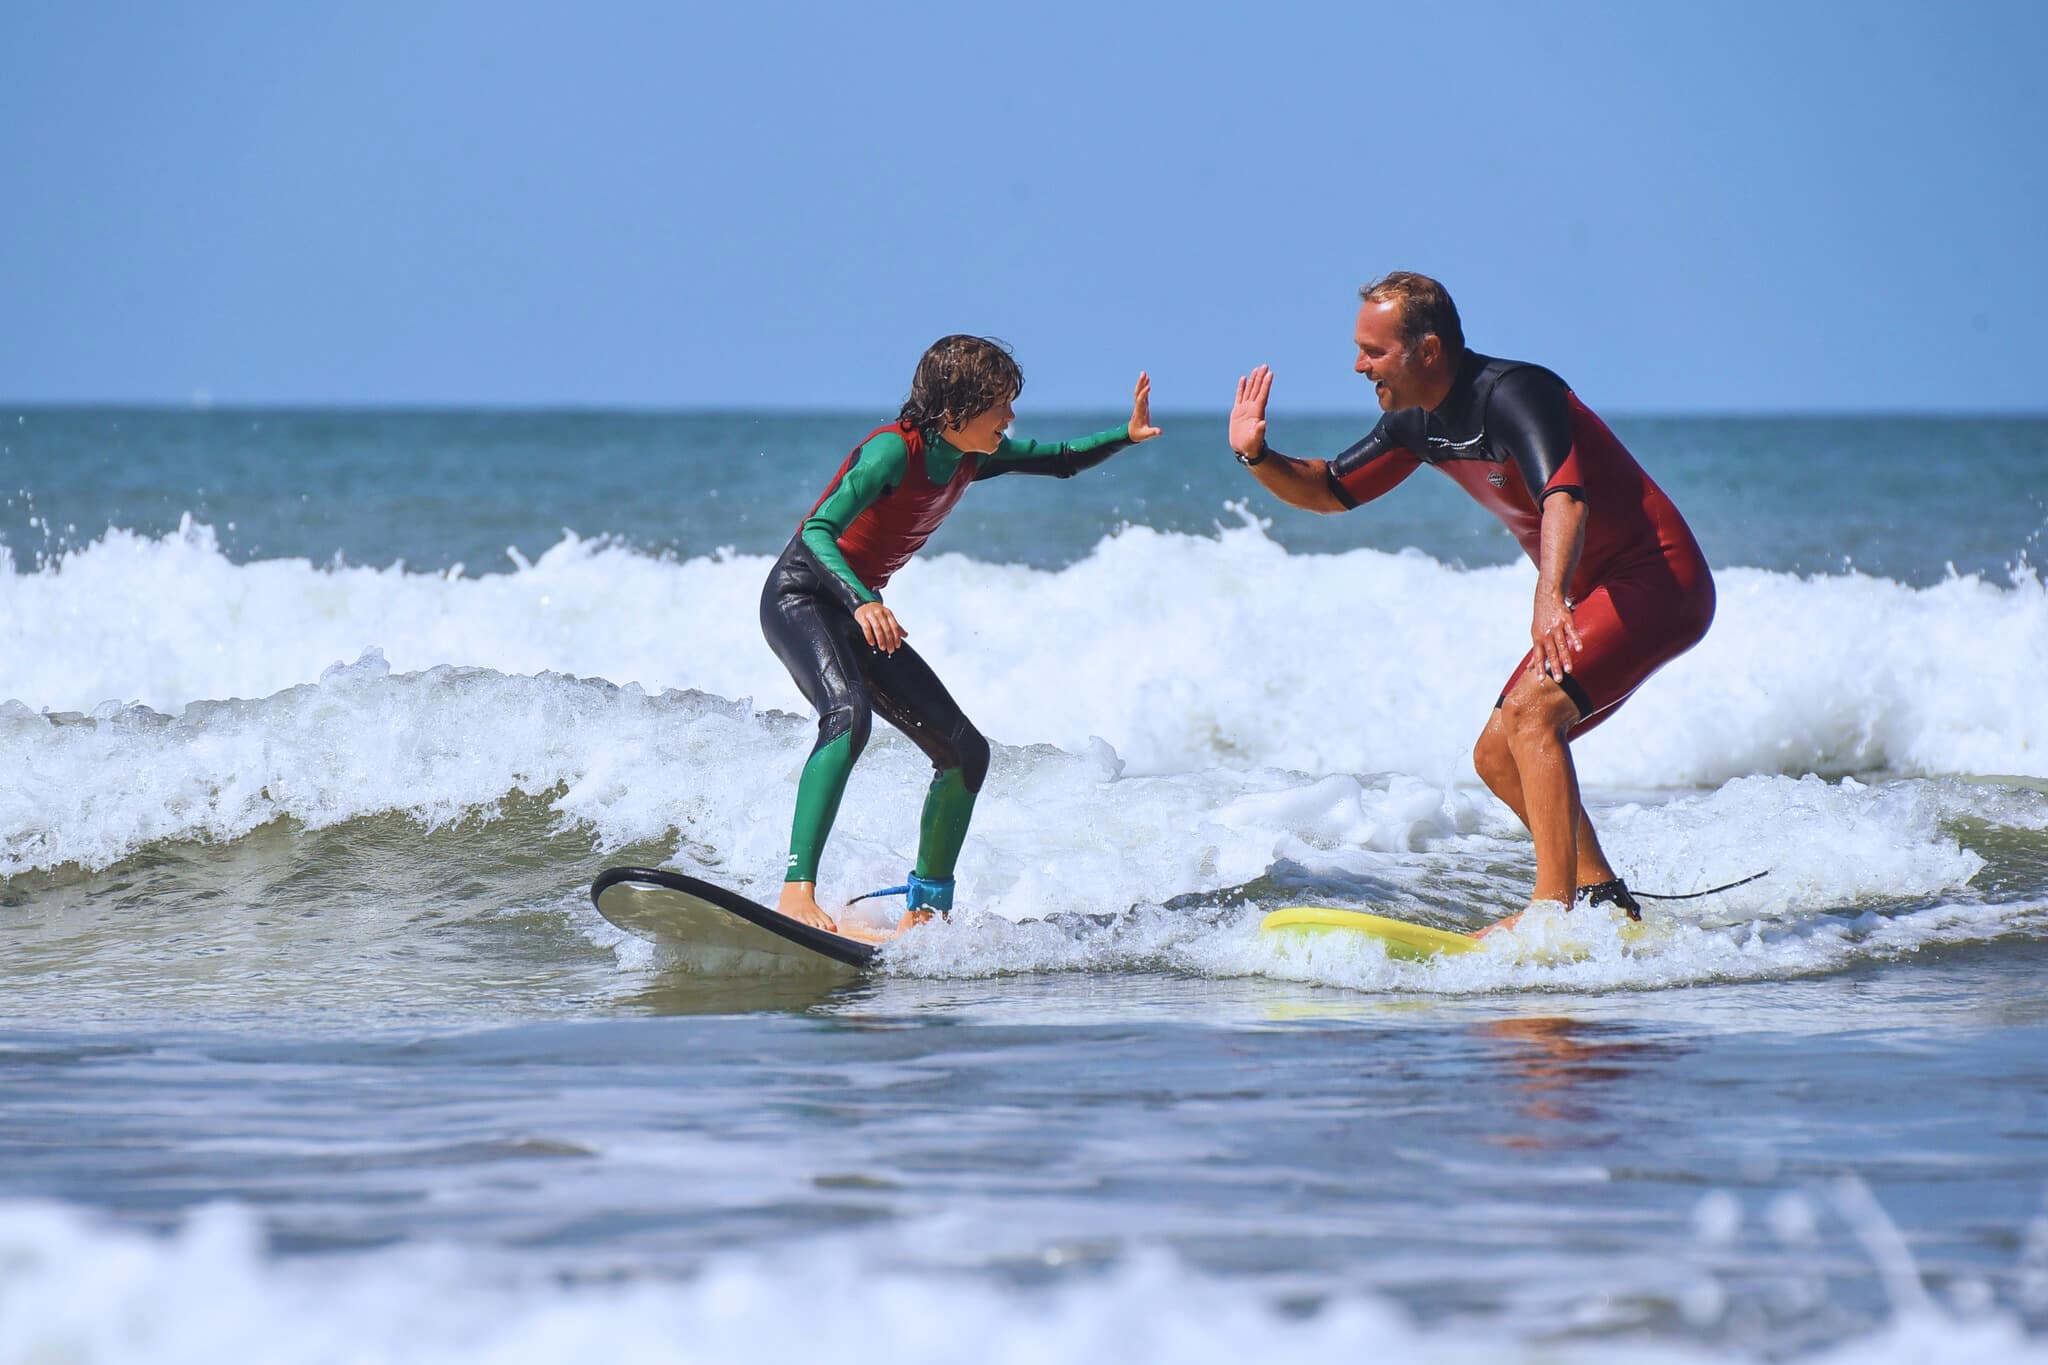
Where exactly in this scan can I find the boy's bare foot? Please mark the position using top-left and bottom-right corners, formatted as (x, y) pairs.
(775, 882), (838, 933)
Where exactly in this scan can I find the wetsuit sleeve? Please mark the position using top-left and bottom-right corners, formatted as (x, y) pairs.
(799, 431), (910, 609)
(1488, 366), (1582, 503)
(1324, 412), (1423, 509)
(973, 426), (1133, 480)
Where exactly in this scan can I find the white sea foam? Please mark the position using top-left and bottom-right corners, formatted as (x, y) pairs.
(0, 1199), (2042, 1365)
(3, 516), (2043, 783)
(3, 658), (2032, 995)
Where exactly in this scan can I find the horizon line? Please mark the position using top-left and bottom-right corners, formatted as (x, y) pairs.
(6, 398), (2046, 423)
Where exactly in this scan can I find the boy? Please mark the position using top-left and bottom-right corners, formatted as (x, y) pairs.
(761, 334), (1160, 934)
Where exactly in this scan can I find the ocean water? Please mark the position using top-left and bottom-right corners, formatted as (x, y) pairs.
(3, 405), (2047, 1363)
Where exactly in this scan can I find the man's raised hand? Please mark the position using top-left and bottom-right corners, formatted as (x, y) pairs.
(1231, 365), (1273, 457)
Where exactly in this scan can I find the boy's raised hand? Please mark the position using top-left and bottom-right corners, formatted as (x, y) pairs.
(1126, 372), (1163, 443)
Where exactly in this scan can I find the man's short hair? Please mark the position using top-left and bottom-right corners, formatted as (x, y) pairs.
(1359, 272), (1465, 358)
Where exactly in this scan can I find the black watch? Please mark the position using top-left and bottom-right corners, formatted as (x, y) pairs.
(1234, 446), (1269, 468)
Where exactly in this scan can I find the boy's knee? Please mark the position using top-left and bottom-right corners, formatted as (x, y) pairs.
(820, 701), (872, 758)
(955, 727), (990, 792)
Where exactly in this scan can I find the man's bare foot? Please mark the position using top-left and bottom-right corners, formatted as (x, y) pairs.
(895, 908), (936, 934)
(1476, 897), (1576, 939)
(775, 882), (838, 933)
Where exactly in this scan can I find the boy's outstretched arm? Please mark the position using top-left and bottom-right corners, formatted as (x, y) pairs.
(975, 373), (1162, 481)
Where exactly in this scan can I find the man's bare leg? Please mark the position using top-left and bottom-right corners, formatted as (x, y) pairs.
(1472, 676), (1598, 939)
(1499, 675), (1589, 906)
(1471, 707), (1618, 888)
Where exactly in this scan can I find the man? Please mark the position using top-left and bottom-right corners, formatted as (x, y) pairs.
(1229, 272), (1713, 923)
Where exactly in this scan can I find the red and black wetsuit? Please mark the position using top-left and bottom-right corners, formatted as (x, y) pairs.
(1327, 353), (1714, 731)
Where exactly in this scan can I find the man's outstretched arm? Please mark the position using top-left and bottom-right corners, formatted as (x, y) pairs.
(1229, 365), (1345, 512)
(1232, 364), (1420, 512)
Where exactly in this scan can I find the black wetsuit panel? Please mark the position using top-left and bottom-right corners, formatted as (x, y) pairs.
(758, 537), (989, 788)
(1326, 354), (1582, 508)
(972, 430), (1133, 481)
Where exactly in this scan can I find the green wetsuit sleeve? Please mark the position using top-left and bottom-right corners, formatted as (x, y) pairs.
(800, 431), (910, 609)
(974, 425), (1134, 481)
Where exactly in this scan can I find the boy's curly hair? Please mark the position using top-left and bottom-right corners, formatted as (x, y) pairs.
(898, 335), (1024, 432)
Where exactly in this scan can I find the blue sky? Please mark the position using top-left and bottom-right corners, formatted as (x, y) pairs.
(3, 1), (2043, 412)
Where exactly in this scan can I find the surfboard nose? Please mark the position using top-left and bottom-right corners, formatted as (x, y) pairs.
(592, 867), (876, 975)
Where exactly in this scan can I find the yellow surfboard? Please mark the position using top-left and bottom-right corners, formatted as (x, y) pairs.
(1259, 907), (1483, 962)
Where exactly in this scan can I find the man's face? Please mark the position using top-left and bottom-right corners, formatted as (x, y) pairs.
(1353, 299), (1430, 411)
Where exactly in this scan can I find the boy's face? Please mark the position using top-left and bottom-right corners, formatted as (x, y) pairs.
(946, 392), (1016, 454)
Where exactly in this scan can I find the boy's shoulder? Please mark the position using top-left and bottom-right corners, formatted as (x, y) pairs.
(857, 426), (914, 461)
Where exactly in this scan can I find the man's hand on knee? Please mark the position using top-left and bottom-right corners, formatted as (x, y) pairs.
(1499, 671), (1582, 740)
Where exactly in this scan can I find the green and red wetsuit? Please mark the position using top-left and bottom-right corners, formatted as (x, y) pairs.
(761, 420), (1133, 886)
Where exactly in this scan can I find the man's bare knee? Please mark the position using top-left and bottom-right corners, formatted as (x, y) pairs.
(1473, 721), (1514, 786)
(1500, 676), (1578, 749)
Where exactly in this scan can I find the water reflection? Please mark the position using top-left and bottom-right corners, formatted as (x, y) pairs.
(1478, 1015), (1678, 1149)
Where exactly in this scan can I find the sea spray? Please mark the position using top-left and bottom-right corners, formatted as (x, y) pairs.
(4, 519), (2044, 784)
